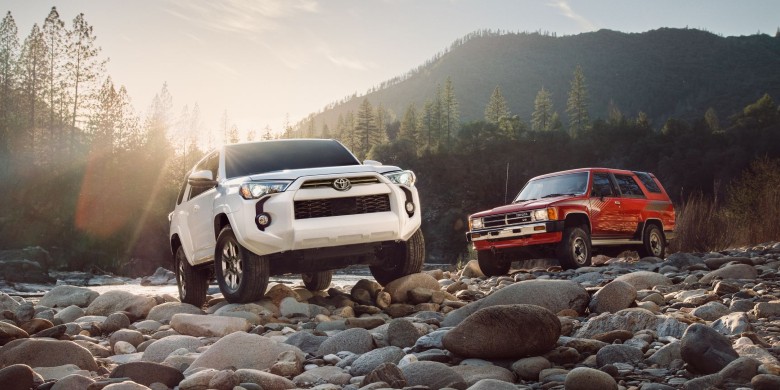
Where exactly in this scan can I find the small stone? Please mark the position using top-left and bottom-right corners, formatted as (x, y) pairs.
(564, 367), (618, 390)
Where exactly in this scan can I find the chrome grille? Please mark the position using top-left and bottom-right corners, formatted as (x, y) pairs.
(483, 211), (532, 228)
(300, 176), (381, 189)
(295, 194), (391, 219)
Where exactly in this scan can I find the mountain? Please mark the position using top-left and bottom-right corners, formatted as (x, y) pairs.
(306, 28), (780, 130)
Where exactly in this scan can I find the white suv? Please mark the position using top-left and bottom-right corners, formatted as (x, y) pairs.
(169, 139), (424, 306)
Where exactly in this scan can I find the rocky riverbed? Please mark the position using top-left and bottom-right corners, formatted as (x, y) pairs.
(2, 243), (780, 390)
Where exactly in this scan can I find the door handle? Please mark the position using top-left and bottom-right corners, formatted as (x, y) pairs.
(614, 201), (621, 205)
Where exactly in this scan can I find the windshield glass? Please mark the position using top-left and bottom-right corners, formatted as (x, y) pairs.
(225, 140), (360, 178)
(514, 171), (589, 202)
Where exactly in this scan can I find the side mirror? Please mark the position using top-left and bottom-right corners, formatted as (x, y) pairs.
(188, 170), (218, 187)
(363, 160), (383, 166)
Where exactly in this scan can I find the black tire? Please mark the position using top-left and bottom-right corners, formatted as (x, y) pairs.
(477, 250), (510, 276)
(556, 226), (592, 269)
(214, 226), (269, 303)
(638, 224), (666, 258)
(370, 229), (425, 286)
(302, 270), (333, 291)
(175, 245), (209, 307)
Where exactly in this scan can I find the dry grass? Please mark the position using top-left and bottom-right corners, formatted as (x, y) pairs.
(669, 194), (737, 253)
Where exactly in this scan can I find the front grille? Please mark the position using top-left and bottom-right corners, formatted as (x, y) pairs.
(295, 194), (391, 219)
(483, 211), (532, 228)
(300, 176), (381, 189)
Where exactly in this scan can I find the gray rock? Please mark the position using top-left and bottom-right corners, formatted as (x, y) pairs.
(466, 378), (517, 390)
(690, 301), (729, 321)
(51, 373), (95, 390)
(54, 305), (85, 324)
(511, 356), (552, 380)
(680, 323), (739, 374)
(141, 335), (204, 363)
(110, 329), (145, 349)
(184, 331), (304, 376)
(596, 344), (644, 366)
(146, 302), (204, 323)
(383, 273), (442, 304)
(103, 312), (131, 333)
(0, 364), (37, 390)
(443, 304), (560, 359)
(170, 313), (250, 337)
(0, 338), (98, 371)
(400, 361), (467, 390)
(284, 331), (328, 355)
(0, 292), (21, 312)
(39, 285), (99, 308)
(386, 318), (420, 348)
(85, 290), (156, 320)
(663, 252), (704, 269)
(350, 346), (405, 376)
(712, 312), (753, 335)
(698, 264), (757, 285)
(292, 366), (351, 387)
(719, 356), (759, 386)
(317, 327), (375, 356)
(613, 271), (672, 290)
(109, 361), (184, 388)
(588, 280), (637, 314)
(442, 279), (589, 327)
(646, 341), (681, 366)
(235, 368), (296, 389)
(412, 329), (448, 351)
(451, 364), (514, 387)
(575, 308), (658, 338)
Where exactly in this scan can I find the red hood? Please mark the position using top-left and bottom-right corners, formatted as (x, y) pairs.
(470, 196), (571, 218)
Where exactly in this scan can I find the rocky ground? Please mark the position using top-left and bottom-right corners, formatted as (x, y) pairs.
(2, 243), (780, 390)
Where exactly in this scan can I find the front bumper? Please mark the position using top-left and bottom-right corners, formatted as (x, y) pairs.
(467, 220), (565, 251)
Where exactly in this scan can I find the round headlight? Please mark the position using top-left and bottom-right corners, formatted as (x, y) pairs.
(471, 218), (484, 230)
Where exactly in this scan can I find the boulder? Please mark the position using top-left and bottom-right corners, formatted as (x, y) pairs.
(0, 364), (38, 390)
(564, 367), (618, 390)
(109, 361), (184, 388)
(85, 290), (157, 319)
(400, 361), (467, 390)
(680, 323), (739, 374)
(613, 271), (672, 290)
(141, 335), (204, 363)
(451, 364), (514, 386)
(39, 286), (99, 308)
(442, 279), (589, 327)
(292, 365), (351, 387)
(0, 338), (98, 371)
(698, 264), (758, 285)
(350, 346), (405, 376)
(0, 321), (29, 346)
(146, 302), (204, 323)
(443, 304), (560, 359)
(235, 368), (296, 389)
(383, 273), (441, 303)
(184, 331), (304, 375)
(316, 327), (375, 356)
(170, 313), (250, 337)
(588, 280), (637, 314)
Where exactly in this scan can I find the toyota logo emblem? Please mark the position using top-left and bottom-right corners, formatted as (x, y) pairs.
(333, 178), (352, 191)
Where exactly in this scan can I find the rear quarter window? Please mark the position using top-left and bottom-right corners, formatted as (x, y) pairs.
(613, 174), (646, 198)
(633, 171), (662, 193)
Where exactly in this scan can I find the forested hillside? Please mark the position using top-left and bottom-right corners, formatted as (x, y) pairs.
(1, 8), (778, 272)
(305, 28), (780, 133)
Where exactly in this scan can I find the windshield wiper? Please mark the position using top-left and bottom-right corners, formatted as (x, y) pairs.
(541, 193), (576, 198)
(514, 198), (535, 203)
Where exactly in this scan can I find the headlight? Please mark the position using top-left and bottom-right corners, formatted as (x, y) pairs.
(239, 181), (291, 199)
(531, 207), (558, 221)
(385, 170), (416, 186)
(470, 217), (484, 230)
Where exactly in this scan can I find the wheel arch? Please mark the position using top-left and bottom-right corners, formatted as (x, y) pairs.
(643, 218), (665, 239)
(170, 234), (182, 256)
(214, 213), (230, 239)
(563, 212), (590, 233)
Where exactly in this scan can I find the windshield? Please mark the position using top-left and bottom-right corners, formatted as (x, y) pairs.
(514, 171), (589, 202)
(224, 140), (360, 179)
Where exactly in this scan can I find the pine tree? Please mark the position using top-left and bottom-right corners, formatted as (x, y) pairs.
(42, 7), (66, 154)
(144, 82), (173, 154)
(66, 13), (105, 154)
(704, 107), (721, 133)
(375, 102), (389, 141)
(441, 77), (459, 150)
(607, 99), (622, 125)
(399, 103), (420, 145)
(17, 23), (48, 163)
(0, 11), (19, 170)
(321, 123), (331, 139)
(531, 87), (553, 131)
(566, 65), (589, 137)
(355, 98), (379, 159)
(227, 124), (239, 144)
(484, 86), (509, 125)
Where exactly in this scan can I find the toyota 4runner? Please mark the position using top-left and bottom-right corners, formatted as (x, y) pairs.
(467, 168), (675, 274)
(169, 139), (424, 306)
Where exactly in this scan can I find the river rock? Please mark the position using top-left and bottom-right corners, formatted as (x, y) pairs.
(184, 331), (304, 375)
(109, 361), (184, 387)
(283, 331), (327, 355)
(690, 301), (729, 321)
(235, 368), (296, 389)
(0, 364), (37, 390)
(511, 356), (552, 380)
(350, 346), (405, 376)
(451, 364), (514, 386)
(0, 321), (29, 345)
(146, 302), (204, 323)
(467, 378), (518, 390)
(50, 373), (95, 390)
(85, 290), (157, 320)
(0, 338), (98, 371)
(316, 327), (375, 356)
(39, 285), (99, 308)
(596, 344), (644, 366)
(386, 318), (421, 348)
(613, 271), (672, 290)
(698, 264), (758, 285)
(441, 279), (588, 327)
(293, 365), (351, 387)
(361, 362), (407, 388)
(588, 280), (637, 314)
(680, 323), (739, 374)
(383, 273), (441, 303)
(400, 361), (467, 390)
(170, 313), (250, 337)
(564, 367), (618, 390)
(141, 335), (204, 363)
(443, 304), (560, 359)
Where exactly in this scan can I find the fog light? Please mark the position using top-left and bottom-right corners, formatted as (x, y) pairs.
(405, 201), (415, 215)
(256, 213), (271, 228)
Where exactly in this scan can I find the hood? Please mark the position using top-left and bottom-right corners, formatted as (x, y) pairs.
(471, 195), (572, 217)
(245, 164), (402, 181)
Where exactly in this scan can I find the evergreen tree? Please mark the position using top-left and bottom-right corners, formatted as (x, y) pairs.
(42, 7), (66, 156)
(566, 65), (590, 137)
(607, 99), (622, 125)
(421, 100), (437, 151)
(400, 103), (420, 145)
(531, 87), (553, 131)
(343, 111), (356, 152)
(66, 13), (105, 154)
(441, 77), (459, 149)
(227, 124), (239, 144)
(636, 111), (650, 130)
(144, 82), (173, 154)
(262, 125), (273, 140)
(321, 123), (331, 139)
(89, 76), (121, 155)
(355, 98), (380, 158)
(704, 107), (721, 133)
(484, 86), (509, 125)
(0, 11), (19, 170)
(17, 23), (48, 163)
(375, 102), (389, 141)
(305, 115), (315, 138)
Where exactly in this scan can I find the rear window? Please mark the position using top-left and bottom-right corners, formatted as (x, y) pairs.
(225, 140), (360, 179)
(633, 171), (662, 193)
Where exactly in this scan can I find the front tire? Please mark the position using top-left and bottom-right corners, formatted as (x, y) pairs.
(556, 226), (592, 269)
(370, 229), (425, 286)
(302, 270), (333, 291)
(215, 226), (269, 303)
(638, 224), (666, 258)
(175, 245), (208, 307)
(477, 250), (511, 276)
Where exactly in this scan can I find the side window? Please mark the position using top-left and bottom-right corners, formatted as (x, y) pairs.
(188, 152), (219, 200)
(633, 171), (661, 193)
(614, 174), (646, 198)
(590, 173), (616, 197)
(176, 179), (188, 205)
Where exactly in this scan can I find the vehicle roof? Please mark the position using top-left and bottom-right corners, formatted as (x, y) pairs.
(530, 167), (648, 181)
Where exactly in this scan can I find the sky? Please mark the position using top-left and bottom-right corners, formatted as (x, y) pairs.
(5, 0), (780, 138)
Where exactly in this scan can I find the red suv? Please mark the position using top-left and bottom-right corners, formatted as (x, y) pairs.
(467, 168), (676, 274)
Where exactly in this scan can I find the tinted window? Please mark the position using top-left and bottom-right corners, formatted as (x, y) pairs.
(514, 172), (589, 202)
(189, 152), (219, 200)
(633, 171), (661, 193)
(225, 140), (360, 179)
(614, 174), (646, 198)
(590, 173), (616, 197)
